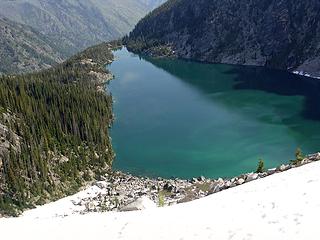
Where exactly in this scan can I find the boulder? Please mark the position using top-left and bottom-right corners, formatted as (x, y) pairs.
(198, 176), (206, 182)
(230, 181), (237, 188)
(246, 173), (258, 182)
(267, 168), (277, 175)
(225, 181), (232, 188)
(278, 164), (290, 172)
(120, 197), (156, 211)
(191, 177), (198, 183)
(307, 153), (320, 161)
(163, 183), (175, 192)
(208, 178), (225, 192)
(217, 178), (224, 185)
(237, 178), (245, 185)
(86, 202), (96, 211)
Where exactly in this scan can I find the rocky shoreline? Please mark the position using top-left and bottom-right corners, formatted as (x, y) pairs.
(62, 152), (320, 215)
(127, 44), (320, 81)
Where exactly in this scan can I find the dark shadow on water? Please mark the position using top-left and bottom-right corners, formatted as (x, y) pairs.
(228, 67), (320, 121)
(144, 56), (320, 121)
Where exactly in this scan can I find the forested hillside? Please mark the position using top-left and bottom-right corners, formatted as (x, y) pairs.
(0, 17), (63, 74)
(0, 0), (166, 56)
(127, 0), (320, 78)
(0, 41), (121, 216)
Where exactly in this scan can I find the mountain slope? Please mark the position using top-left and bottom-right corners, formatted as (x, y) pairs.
(127, 0), (320, 78)
(0, 41), (120, 216)
(138, 0), (166, 9)
(0, 0), (166, 56)
(0, 17), (63, 74)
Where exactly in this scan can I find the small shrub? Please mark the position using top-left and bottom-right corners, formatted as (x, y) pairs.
(291, 147), (305, 165)
(256, 159), (265, 173)
(158, 191), (165, 207)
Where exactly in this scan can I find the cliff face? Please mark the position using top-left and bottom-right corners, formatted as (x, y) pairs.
(127, 0), (320, 78)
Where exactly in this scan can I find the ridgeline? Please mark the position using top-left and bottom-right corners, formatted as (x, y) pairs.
(126, 0), (320, 78)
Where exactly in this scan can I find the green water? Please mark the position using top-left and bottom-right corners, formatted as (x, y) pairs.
(107, 47), (320, 179)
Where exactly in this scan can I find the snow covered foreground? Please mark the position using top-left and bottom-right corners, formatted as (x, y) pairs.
(1, 162), (320, 240)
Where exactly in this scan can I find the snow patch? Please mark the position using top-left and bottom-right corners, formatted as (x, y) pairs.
(292, 70), (320, 79)
(1, 161), (320, 239)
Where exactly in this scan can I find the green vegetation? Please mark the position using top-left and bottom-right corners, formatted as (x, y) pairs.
(256, 159), (265, 173)
(158, 193), (165, 207)
(158, 190), (169, 207)
(123, 1), (181, 55)
(291, 147), (305, 165)
(0, 41), (121, 216)
(124, 36), (174, 58)
(195, 182), (212, 192)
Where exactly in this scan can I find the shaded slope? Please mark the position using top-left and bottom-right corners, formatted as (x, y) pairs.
(127, 0), (320, 77)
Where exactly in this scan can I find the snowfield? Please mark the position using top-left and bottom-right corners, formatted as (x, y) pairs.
(1, 161), (320, 240)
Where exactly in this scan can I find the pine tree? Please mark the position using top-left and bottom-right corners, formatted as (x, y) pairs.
(256, 159), (265, 173)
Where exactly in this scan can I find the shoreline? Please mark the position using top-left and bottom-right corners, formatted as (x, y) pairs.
(292, 70), (320, 80)
(12, 152), (320, 218)
(126, 45), (320, 81)
(3, 160), (320, 240)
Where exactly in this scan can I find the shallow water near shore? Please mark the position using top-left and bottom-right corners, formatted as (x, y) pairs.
(107, 47), (320, 179)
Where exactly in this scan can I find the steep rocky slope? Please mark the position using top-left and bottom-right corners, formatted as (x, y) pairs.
(0, 17), (63, 74)
(0, 0), (166, 56)
(127, 0), (320, 78)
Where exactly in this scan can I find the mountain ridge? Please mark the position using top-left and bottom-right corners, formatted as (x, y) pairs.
(0, 0), (166, 74)
(0, 0), (166, 56)
(127, 0), (320, 78)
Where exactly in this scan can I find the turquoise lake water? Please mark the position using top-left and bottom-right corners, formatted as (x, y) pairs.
(107, 47), (320, 179)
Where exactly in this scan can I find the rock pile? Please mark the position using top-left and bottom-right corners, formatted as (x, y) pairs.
(69, 153), (320, 214)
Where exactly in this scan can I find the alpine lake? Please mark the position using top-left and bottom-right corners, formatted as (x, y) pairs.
(107, 47), (320, 179)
